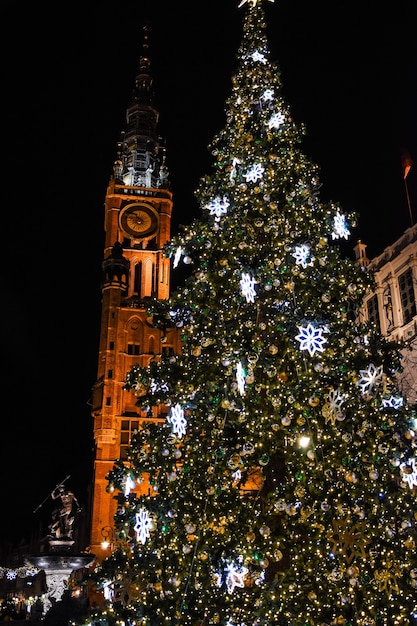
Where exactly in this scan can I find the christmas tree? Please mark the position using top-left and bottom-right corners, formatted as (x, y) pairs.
(85, 1), (417, 624)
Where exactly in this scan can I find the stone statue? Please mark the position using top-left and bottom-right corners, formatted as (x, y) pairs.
(49, 484), (81, 540)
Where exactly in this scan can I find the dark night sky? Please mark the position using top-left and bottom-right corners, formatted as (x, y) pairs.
(1, 1), (416, 546)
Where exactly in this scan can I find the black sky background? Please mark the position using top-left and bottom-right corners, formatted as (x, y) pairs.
(1, 0), (416, 546)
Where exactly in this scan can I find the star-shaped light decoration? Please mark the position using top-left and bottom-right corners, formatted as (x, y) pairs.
(355, 363), (383, 396)
(244, 163), (265, 183)
(295, 323), (327, 356)
(267, 111), (285, 130)
(205, 195), (230, 221)
(168, 403), (187, 438)
(292, 244), (314, 268)
(331, 210), (350, 240)
(240, 272), (257, 303)
(399, 457), (417, 489)
(238, 0), (274, 7)
(134, 507), (152, 545)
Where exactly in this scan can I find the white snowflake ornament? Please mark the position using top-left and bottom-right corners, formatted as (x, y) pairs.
(236, 361), (246, 396)
(295, 323), (327, 356)
(293, 244), (314, 268)
(381, 395), (404, 409)
(251, 50), (267, 64)
(134, 507), (153, 545)
(356, 363), (383, 396)
(168, 403), (187, 438)
(322, 388), (345, 425)
(400, 457), (417, 489)
(205, 195), (230, 220)
(331, 210), (350, 240)
(240, 272), (257, 303)
(244, 163), (265, 183)
(224, 560), (248, 593)
(261, 88), (274, 101)
(268, 112), (285, 130)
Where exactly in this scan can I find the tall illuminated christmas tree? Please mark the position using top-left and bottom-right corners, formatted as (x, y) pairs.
(86, 1), (417, 624)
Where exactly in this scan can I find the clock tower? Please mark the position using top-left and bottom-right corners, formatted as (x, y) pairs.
(89, 27), (181, 559)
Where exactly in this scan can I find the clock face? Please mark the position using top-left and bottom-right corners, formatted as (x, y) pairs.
(119, 204), (159, 238)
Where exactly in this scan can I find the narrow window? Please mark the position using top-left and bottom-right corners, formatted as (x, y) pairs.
(120, 419), (140, 459)
(366, 295), (380, 329)
(398, 268), (416, 325)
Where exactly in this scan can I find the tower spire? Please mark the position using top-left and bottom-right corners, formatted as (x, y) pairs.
(112, 23), (169, 189)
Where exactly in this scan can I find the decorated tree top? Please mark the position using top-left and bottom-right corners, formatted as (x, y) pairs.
(87, 2), (417, 625)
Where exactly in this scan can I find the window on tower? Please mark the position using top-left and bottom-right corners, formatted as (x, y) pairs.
(120, 419), (140, 459)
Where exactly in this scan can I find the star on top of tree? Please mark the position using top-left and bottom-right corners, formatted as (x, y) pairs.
(238, 0), (274, 7)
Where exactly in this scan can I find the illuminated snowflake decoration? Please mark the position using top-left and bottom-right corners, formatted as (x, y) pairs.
(205, 195), (230, 220)
(168, 403), (187, 438)
(381, 395), (404, 409)
(124, 474), (137, 496)
(236, 361), (246, 396)
(295, 323), (327, 356)
(150, 379), (169, 394)
(244, 163), (265, 183)
(230, 157), (241, 182)
(6, 570), (17, 580)
(252, 50), (267, 63)
(134, 507), (152, 545)
(293, 244), (314, 268)
(173, 246), (183, 269)
(400, 457), (417, 489)
(355, 363), (383, 396)
(240, 272), (257, 303)
(268, 112), (285, 129)
(224, 560), (248, 593)
(102, 580), (113, 601)
(261, 88), (274, 101)
(322, 388), (345, 425)
(331, 210), (350, 240)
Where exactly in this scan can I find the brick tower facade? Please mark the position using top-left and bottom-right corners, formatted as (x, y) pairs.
(89, 29), (181, 560)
